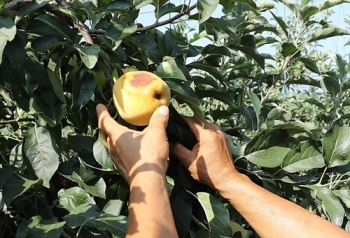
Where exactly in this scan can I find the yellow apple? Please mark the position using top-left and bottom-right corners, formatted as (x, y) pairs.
(113, 71), (171, 126)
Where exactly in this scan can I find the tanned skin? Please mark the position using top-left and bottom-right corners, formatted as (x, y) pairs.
(97, 104), (350, 238)
(170, 116), (350, 238)
(97, 104), (177, 238)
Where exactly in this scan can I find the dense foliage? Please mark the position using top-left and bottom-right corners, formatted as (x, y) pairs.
(1, 0), (350, 237)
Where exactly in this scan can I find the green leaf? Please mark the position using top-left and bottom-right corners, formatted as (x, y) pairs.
(47, 66), (66, 104)
(33, 94), (67, 127)
(103, 199), (124, 216)
(196, 88), (237, 109)
(155, 62), (187, 81)
(68, 135), (95, 153)
(75, 44), (100, 69)
(245, 146), (290, 168)
(9, 142), (24, 168)
(321, 74), (340, 96)
(59, 158), (106, 198)
(64, 203), (127, 236)
(281, 42), (298, 58)
(187, 62), (224, 85)
(323, 122), (350, 167)
(157, 3), (184, 19)
(104, 0), (133, 13)
(298, 57), (320, 74)
(283, 141), (325, 172)
(307, 26), (350, 43)
(201, 17), (238, 40)
(2, 173), (42, 205)
(152, 0), (168, 11)
(86, 214), (128, 236)
(24, 126), (59, 188)
(197, 0), (219, 24)
(16, 0), (50, 18)
(231, 45), (265, 69)
(16, 216), (65, 238)
(71, 71), (96, 112)
(245, 128), (289, 154)
(106, 18), (137, 49)
(0, 16), (16, 64)
(335, 54), (348, 82)
(299, 5), (319, 22)
(248, 90), (262, 127)
(258, 1), (275, 11)
(241, 106), (258, 130)
(304, 98), (326, 110)
(269, 11), (289, 37)
(273, 121), (319, 135)
(63, 203), (102, 228)
(202, 44), (233, 57)
(166, 80), (205, 125)
(318, 0), (350, 11)
(192, 75), (218, 89)
(255, 36), (279, 48)
(284, 75), (321, 87)
(343, 98), (350, 107)
(93, 138), (115, 171)
(0, 166), (16, 190)
(31, 35), (65, 52)
(0, 0), (11, 8)
(309, 185), (345, 226)
(196, 192), (232, 236)
(35, 14), (77, 42)
(333, 190), (350, 208)
(58, 187), (96, 212)
(133, 0), (153, 10)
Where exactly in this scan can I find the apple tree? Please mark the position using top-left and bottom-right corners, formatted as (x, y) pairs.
(1, 0), (350, 237)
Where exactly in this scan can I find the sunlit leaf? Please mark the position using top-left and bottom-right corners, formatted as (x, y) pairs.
(16, 216), (65, 238)
(323, 122), (350, 167)
(58, 187), (96, 212)
(245, 146), (290, 168)
(197, 0), (219, 24)
(309, 185), (345, 226)
(196, 192), (232, 236)
(283, 141), (325, 172)
(298, 57), (320, 74)
(155, 62), (187, 81)
(24, 126), (59, 188)
(307, 26), (350, 43)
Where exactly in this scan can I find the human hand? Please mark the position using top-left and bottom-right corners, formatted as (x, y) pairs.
(96, 104), (170, 185)
(170, 117), (239, 190)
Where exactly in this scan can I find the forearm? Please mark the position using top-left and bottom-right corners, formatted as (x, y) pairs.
(217, 173), (350, 238)
(127, 169), (178, 238)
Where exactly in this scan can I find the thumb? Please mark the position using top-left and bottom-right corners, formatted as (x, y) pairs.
(148, 105), (169, 130)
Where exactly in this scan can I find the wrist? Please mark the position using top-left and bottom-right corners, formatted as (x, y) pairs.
(128, 164), (167, 187)
(214, 172), (252, 199)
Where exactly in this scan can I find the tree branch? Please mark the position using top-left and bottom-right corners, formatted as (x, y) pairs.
(0, 118), (35, 125)
(261, 55), (292, 104)
(54, 0), (93, 44)
(136, 4), (197, 32)
(4, 0), (32, 10)
(87, 4), (197, 35)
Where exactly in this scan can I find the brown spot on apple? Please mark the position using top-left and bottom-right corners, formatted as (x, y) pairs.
(131, 73), (154, 87)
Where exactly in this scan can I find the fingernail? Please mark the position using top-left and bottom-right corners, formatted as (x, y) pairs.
(158, 105), (169, 117)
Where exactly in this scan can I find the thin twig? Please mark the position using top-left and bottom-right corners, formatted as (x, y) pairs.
(54, 0), (93, 44)
(136, 4), (196, 32)
(87, 4), (197, 35)
(261, 54), (293, 104)
(0, 118), (35, 125)
(4, 0), (32, 10)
